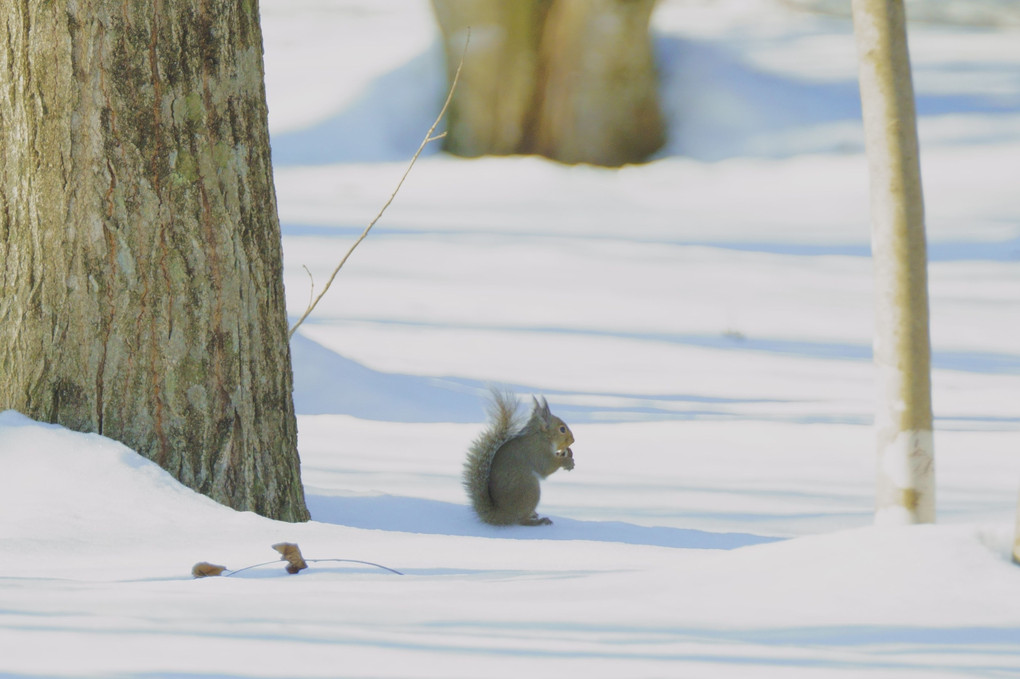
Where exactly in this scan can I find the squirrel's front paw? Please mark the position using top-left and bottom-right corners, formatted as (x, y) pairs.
(557, 446), (575, 470)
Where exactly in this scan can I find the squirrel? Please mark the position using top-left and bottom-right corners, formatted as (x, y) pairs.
(463, 390), (575, 526)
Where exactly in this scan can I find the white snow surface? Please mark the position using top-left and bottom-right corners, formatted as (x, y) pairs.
(3, 0), (1020, 677)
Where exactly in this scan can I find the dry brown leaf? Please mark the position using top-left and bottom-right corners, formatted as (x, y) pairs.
(272, 542), (308, 574)
(192, 562), (227, 578)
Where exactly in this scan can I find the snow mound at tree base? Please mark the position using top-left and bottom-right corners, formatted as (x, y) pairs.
(0, 410), (290, 580)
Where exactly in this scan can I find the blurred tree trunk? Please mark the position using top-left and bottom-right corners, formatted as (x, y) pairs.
(1014, 493), (1020, 565)
(851, 0), (935, 524)
(0, 0), (309, 521)
(431, 0), (665, 166)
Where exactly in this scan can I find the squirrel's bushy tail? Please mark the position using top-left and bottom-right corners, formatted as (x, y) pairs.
(463, 389), (522, 524)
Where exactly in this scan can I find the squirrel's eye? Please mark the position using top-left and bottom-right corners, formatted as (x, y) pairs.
(559, 426), (566, 433)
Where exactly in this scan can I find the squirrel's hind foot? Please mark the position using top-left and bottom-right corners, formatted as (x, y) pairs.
(521, 513), (553, 526)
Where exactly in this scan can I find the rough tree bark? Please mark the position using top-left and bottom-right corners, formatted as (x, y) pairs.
(431, 0), (665, 166)
(0, 0), (309, 521)
(851, 0), (935, 525)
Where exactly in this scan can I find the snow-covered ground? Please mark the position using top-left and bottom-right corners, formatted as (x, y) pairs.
(2, 0), (1019, 677)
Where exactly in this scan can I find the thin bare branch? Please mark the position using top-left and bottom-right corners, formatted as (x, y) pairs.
(288, 31), (470, 339)
(301, 265), (315, 309)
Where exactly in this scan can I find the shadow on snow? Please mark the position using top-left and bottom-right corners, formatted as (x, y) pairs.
(305, 493), (780, 550)
(291, 331), (1020, 425)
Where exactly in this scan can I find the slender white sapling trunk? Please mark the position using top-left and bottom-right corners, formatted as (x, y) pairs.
(851, 0), (935, 524)
(1014, 494), (1020, 564)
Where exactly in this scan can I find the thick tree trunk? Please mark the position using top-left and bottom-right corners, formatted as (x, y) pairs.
(432, 0), (665, 166)
(0, 0), (309, 521)
(530, 0), (664, 166)
(430, 0), (549, 157)
(851, 0), (935, 525)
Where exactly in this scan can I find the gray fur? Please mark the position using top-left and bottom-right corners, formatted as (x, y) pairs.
(463, 389), (575, 526)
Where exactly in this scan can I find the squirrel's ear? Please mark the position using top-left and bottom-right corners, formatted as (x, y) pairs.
(531, 396), (541, 414)
(535, 396), (550, 420)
